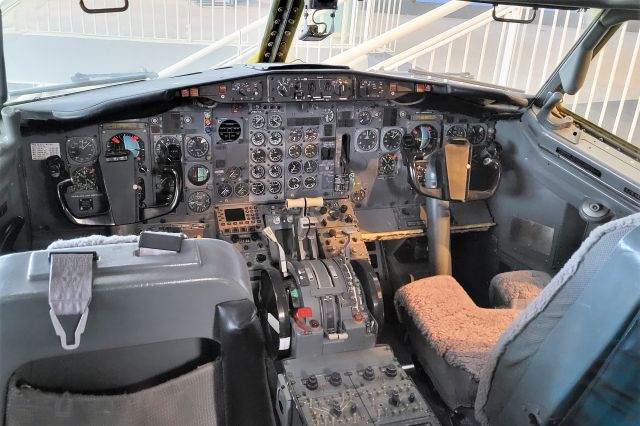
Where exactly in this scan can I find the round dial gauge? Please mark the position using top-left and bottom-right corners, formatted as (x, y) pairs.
(288, 144), (302, 158)
(251, 132), (266, 146)
(304, 144), (318, 158)
(188, 191), (211, 213)
(71, 166), (98, 190)
(251, 181), (265, 195)
(235, 182), (249, 197)
(269, 114), (283, 128)
(303, 160), (318, 173)
(446, 125), (467, 138)
(304, 128), (319, 142)
(251, 114), (266, 129)
(322, 109), (335, 123)
(351, 189), (366, 203)
(382, 129), (403, 151)
(269, 147), (283, 162)
(186, 136), (209, 158)
(107, 133), (145, 159)
(411, 124), (439, 152)
(288, 161), (302, 174)
(67, 137), (98, 163)
(217, 183), (233, 198)
(251, 148), (266, 163)
(468, 125), (486, 144)
(269, 131), (283, 145)
(155, 136), (181, 160)
(378, 153), (398, 176)
(268, 181), (282, 194)
(289, 128), (303, 143)
(356, 129), (378, 152)
(187, 165), (210, 186)
(269, 164), (283, 178)
(218, 119), (241, 142)
(288, 177), (301, 190)
(226, 166), (242, 180)
(303, 176), (317, 189)
(358, 111), (372, 125)
(251, 165), (266, 179)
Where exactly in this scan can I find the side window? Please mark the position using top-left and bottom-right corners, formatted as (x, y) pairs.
(562, 20), (640, 148)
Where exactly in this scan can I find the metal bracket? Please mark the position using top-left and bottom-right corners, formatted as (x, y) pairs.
(79, 0), (129, 14)
(492, 5), (537, 24)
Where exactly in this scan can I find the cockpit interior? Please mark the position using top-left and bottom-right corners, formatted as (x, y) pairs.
(0, 1), (639, 425)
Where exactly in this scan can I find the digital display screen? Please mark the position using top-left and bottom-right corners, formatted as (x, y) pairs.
(224, 208), (246, 222)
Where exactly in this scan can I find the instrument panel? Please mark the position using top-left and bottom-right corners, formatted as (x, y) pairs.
(48, 72), (496, 236)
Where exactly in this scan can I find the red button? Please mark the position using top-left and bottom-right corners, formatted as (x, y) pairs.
(353, 313), (363, 322)
(295, 307), (313, 319)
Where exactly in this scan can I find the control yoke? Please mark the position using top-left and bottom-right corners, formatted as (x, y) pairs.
(402, 136), (501, 202)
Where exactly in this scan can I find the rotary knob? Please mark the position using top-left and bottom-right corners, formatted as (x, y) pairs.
(305, 375), (318, 390)
(363, 366), (375, 381)
(384, 364), (398, 378)
(390, 389), (400, 406)
(329, 372), (342, 386)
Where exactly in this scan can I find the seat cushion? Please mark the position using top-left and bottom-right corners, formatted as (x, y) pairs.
(395, 276), (520, 408)
(489, 270), (552, 309)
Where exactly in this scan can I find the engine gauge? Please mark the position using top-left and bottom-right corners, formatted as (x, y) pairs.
(377, 153), (398, 176)
(303, 160), (318, 173)
(411, 124), (439, 153)
(188, 191), (211, 213)
(356, 129), (378, 152)
(251, 148), (266, 163)
(155, 136), (181, 160)
(303, 144), (318, 158)
(269, 147), (283, 162)
(288, 128), (303, 143)
(107, 133), (145, 159)
(269, 114), (283, 128)
(303, 176), (317, 189)
(268, 181), (282, 194)
(185, 136), (209, 158)
(251, 165), (266, 179)
(67, 137), (98, 163)
(217, 183), (233, 198)
(446, 125), (467, 138)
(235, 182), (249, 197)
(288, 144), (302, 158)
(288, 177), (301, 190)
(251, 114), (266, 129)
(288, 161), (302, 174)
(382, 129), (403, 151)
(226, 166), (242, 180)
(358, 111), (372, 125)
(304, 127), (319, 142)
(468, 125), (486, 144)
(187, 164), (210, 186)
(269, 131), (283, 145)
(251, 131), (266, 146)
(269, 164), (283, 178)
(71, 166), (98, 190)
(251, 181), (265, 195)
(322, 109), (335, 123)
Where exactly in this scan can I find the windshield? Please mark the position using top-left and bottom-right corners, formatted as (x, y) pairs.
(2, 0), (597, 98)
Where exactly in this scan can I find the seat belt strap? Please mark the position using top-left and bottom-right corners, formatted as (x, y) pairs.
(48, 252), (95, 350)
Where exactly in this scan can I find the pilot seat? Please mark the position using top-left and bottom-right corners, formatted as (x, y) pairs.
(0, 232), (275, 426)
(396, 212), (640, 425)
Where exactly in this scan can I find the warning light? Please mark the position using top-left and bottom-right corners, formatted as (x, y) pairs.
(189, 88), (199, 97)
(219, 85), (227, 95)
(416, 83), (432, 93)
(180, 89), (189, 97)
(389, 82), (398, 92)
(295, 307), (313, 320)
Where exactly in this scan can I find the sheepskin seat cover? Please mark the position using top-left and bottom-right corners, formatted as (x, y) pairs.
(395, 276), (520, 381)
(488, 270), (551, 309)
